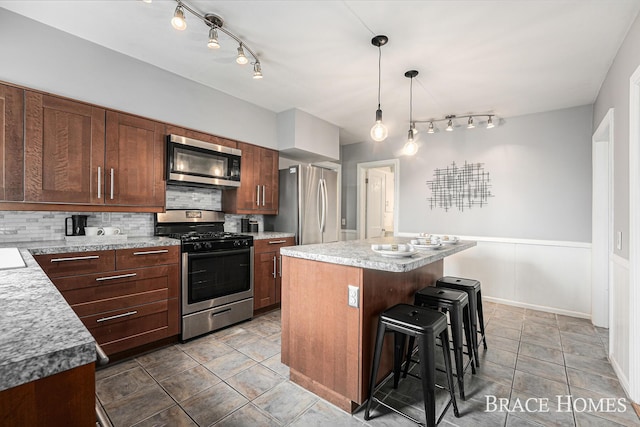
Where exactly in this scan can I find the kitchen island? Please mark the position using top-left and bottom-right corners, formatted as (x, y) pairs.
(280, 237), (476, 413)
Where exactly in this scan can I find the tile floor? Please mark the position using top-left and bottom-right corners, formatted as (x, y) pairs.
(96, 302), (640, 427)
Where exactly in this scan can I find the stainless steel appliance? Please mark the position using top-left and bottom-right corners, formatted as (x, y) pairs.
(265, 165), (339, 244)
(155, 209), (253, 340)
(166, 134), (242, 188)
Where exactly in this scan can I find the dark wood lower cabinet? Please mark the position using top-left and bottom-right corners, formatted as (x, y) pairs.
(253, 237), (295, 312)
(0, 363), (95, 427)
(34, 245), (180, 357)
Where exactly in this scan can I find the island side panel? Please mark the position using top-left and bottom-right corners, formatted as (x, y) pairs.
(359, 259), (443, 404)
(281, 255), (362, 411)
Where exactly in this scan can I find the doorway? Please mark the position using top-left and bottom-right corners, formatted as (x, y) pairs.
(357, 159), (399, 239)
(591, 108), (613, 329)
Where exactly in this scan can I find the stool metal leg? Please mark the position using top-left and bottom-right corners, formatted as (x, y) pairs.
(393, 331), (407, 389)
(418, 334), (437, 427)
(365, 319), (387, 421)
(439, 329), (460, 420)
(462, 305), (477, 374)
(477, 290), (488, 350)
(402, 335), (415, 379)
(448, 308), (466, 400)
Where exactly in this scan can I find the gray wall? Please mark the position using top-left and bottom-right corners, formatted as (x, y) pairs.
(342, 105), (593, 242)
(0, 9), (277, 149)
(593, 12), (640, 259)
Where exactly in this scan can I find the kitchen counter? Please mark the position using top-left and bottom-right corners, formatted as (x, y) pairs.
(0, 236), (180, 392)
(280, 237), (476, 412)
(245, 231), (295, 240)
(280, 237), (476, 272)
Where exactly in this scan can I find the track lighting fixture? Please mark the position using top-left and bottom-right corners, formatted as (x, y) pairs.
(164, 0), (263, 79)
(207, 27), (220, 49)
(236, 44), (249, 65)
(415, 114), (497, 133)
(403, 70), (419, 156)
(171, 3), (187, 31)
(253, 62), (263, 79)
(370, 35), (389, 142)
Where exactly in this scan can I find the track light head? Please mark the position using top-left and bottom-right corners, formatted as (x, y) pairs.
(207, 27), (220, 49)
(253, 62), (263, 79)
(236, 44), (249, 65)
(446, 119), (454, 131)
(171, 4), (187, 31)
(427, 122), (435, 134)
(467, 117), (475, 129)
(487, 116), (495, 129)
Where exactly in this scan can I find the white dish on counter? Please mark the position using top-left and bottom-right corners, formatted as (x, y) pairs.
(410, 240), (443, 250)
(0, 248), (26, 270)
(437, 236), (459, 245)
(371, 244), (416, 258)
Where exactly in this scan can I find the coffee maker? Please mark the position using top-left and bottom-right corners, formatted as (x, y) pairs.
(65, 215), (89, 236)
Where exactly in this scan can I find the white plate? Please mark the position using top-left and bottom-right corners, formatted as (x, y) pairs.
(372, 248), (417, 258)
(411, 243), (443, 250)
(439, 237), (459, 245)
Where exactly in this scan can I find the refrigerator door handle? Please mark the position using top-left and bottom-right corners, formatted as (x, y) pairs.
(317, 179), (323, 232)
(320, 179), (327, 233)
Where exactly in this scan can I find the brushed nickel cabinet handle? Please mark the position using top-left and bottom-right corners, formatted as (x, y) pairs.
(96, 310), (137, 323)
(97, 166), (101, 199)
(256, 185), (260, 206)
(272, 255), (277, 278)
(133, 250), (169, 255)
(51, 255), (99, 263)
(279, 255), (282, 277)
(95, 273), (137, 282)
(110, 168), (114, 200)
(267, 240), (287, 245)
(262, 185), (266, 206)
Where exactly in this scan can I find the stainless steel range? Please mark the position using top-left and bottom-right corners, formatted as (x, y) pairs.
(155, 209), (253, 340)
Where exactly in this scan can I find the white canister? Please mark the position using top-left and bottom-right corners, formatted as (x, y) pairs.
(100, 227), (121, 236)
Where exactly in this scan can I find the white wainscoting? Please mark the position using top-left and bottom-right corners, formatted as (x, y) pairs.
(610, 254), (631, 396)
(435, 237), (592, 318)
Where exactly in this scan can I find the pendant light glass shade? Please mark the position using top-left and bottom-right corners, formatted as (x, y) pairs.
(171, 4), (187, 30)
(370, 109), (388, 142)
(403, 129), (418, 156)
(370, 35), (388, 142)
(404, 69), (419, 156)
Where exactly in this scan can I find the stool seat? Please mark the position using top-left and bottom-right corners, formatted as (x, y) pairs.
(365, 304), (459, 427)
(416, 286), (468, 305)
(381, 303), (448, 333)
(437, 276), (488, 365)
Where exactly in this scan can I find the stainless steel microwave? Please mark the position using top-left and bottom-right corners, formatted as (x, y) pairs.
(166, 134), (241, 188)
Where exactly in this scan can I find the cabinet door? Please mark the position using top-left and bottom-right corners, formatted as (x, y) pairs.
(0, 84), (24, 201)
(105, 111), (165, 208)
(235, 142), (258, 211)
(258, 147), (278, 213)
(25, 92), (105, 204)
(254, 250), (276, 310)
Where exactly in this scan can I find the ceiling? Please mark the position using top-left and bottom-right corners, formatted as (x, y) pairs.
(2, 1), (640, 145)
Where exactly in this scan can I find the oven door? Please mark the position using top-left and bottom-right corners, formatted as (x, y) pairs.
(182, 247), (254, 315)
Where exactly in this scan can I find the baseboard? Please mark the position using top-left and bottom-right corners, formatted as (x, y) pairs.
(484, 296), (591, 319)
(610, 355), (632, 400)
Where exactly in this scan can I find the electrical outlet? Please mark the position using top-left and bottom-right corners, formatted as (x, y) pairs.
(341, 218), (346, 226)
(101, 212), (111, 223)
(348, 285), (359, 308)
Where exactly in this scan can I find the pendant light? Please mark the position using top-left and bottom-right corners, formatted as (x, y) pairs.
(370, 35), (389, 142)
(403, 70), (419, 156)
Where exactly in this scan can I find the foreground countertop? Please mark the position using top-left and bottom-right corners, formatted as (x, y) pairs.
(280, 237), (476, 273)
(0, 236), (180, 392)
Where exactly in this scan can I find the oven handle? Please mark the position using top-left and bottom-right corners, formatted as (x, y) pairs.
(186, 247), (252, 259)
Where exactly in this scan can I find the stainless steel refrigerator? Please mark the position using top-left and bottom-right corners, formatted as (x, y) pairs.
(265, 165), (339, 245)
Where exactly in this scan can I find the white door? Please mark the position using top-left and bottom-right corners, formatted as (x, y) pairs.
(366, 169), (386, 238)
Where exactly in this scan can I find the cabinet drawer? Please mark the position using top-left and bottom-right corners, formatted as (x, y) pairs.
(254, 237), (295, 254)
(71, 288), (169, 318)
(54, 265), (178, 304)
(34, 251), (115, 278)
(116, 246), (179, 269)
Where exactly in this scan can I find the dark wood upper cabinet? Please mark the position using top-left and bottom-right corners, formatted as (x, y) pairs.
(105, 111), (165, 208)
(25, 91), (105, 204)
(223, 142), (278, 215)
(0, 84), (24, 201)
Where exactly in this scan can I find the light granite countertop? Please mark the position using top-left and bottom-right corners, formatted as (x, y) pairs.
(245, 231), (295, 241)
(0, 236), (180, 392)
(280, 237), (476, 273)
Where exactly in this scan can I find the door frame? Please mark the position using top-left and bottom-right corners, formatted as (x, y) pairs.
(591, 108), (613, 328)
(628, 65), (640, 402)
(356, 159), (399, 240)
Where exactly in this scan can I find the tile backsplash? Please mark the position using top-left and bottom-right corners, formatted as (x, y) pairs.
(0, 185), (265, 242)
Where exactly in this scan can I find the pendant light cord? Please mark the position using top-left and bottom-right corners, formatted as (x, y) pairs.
(410, 75), (413, 123)
(377, 45), (382, 109)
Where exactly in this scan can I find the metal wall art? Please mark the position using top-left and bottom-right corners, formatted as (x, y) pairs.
(426, 161), (493, 211)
